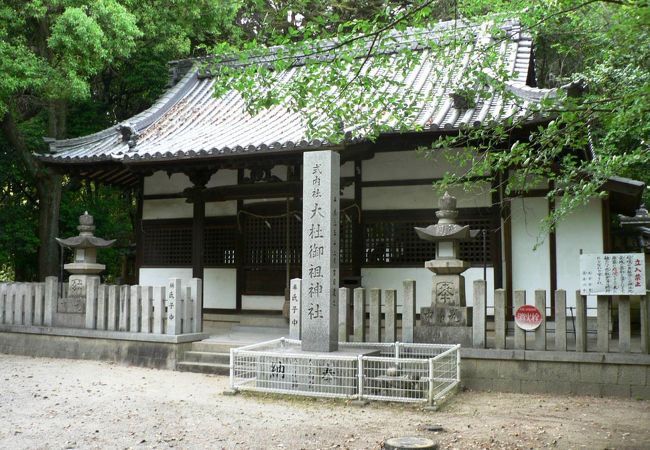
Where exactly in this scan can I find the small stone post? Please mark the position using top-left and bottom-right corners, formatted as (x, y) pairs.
(152, 286), (165, 334)
(141, 286), (153, 333)
(130, 285), (141, 332)
(107, 285), (119, 331)
(118, 285), (130, 332)
(167, 278), (182, 335)
(402, 280), (416, 343)
(183, 286), (193, 333)
(575, 291), (587, 352)
(472, 280), (486, 348)
(33, 283), (44, 326)
(44, 276), (57, 326)
(494, 288), (506, 349)
(369, 288), (381, 342)
(534, 290), (546, 351)
(596, 295), (609, 353)
(0, 284), (5, 324)
(85, 277), (99, 329)
(514, 290), (526, 350)
(96, 284), (107, 330)
(555, 290), (567, 351)
(353, 287), (366, 342)
(289, 278), (301, 340)
(190, 278), (202, 332)
(23, 283), (34, 326)
(339, 286), (350, 342)
(618, 295), (631, 353)
(14, 283), (23, 325)
(384, 289), (397, 342)
(641, 295), (650, 354)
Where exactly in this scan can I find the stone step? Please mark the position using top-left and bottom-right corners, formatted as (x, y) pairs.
(176, 361), (230, 375)
(181, 350), (230, 365)
(203, 313), (288, 328)
(191, 341), (247, 353)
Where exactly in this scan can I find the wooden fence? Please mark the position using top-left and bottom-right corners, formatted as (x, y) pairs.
(291, 278), (650, 354)
(0, 277), (202, 336)
(471, 280), (650, 354)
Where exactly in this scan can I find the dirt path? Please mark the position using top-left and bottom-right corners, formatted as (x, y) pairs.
(0, 354), (648, 450)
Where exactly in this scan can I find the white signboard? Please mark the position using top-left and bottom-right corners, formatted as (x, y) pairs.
(580, 253), (646, 295)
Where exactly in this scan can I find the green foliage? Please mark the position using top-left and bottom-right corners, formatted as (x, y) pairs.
(212, 0), (649, 236)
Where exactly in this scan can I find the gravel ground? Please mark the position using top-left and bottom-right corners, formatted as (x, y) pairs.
(0, 354), (649, 450)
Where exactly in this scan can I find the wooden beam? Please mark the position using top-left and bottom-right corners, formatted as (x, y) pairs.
(197, 181), (302, 202)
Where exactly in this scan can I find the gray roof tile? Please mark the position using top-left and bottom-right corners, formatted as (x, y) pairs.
(42, 19), (556, 164)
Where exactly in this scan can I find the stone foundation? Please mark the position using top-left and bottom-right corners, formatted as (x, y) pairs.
(461, 349), (650, 400)
(0, 328), (205, 370)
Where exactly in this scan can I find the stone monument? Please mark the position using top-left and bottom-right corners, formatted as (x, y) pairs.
(301, 150), (339, 352)
(55, 212), (115, 327)
(413, 192), (476, 346)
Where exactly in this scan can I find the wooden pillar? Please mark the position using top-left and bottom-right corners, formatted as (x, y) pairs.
(192, 198), (206, 280)
(548, 182), (557, 317)
(352, 160), (363, 278)
(188, 171), (212, 281)
(134, 177), (144, 284)
(503, 202), (513, 319)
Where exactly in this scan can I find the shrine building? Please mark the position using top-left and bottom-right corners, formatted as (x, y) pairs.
(39, 19), (644, 319)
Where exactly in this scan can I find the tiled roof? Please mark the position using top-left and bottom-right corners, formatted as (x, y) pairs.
(42, 19), (556, 164)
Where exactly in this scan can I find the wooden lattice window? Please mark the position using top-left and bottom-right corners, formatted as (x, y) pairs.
(363, 208), (499, 267)
(204, 220), (237, 266)
(242, 211), (354, 268)
(141, 220), (192, 266)
(243, 216), (301, 267)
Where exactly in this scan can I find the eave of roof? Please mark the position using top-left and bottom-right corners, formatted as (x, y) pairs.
(40, 18), (556, 167)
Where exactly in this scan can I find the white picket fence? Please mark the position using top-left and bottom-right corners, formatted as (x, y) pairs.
(0, 277), (202, 336)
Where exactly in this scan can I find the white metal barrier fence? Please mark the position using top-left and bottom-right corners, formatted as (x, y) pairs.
(230, 339), (460, 405)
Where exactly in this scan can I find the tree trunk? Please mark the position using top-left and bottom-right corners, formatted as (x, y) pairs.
(36, 173), (63, 279)
(1, 112), (64, 280)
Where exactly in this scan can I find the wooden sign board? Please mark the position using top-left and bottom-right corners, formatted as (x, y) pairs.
(579, 253), (646, 295)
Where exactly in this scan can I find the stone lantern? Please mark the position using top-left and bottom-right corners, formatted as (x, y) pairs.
(413, 192), (478, 346)
(56, 212), (115, 310)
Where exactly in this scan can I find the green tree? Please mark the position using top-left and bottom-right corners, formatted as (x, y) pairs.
(211, 0), (650, 230)
(0, 0), (142, 279)
(0, 0), (240, 280)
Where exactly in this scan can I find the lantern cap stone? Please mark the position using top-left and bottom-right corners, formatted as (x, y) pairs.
(55, 212), (116, 249)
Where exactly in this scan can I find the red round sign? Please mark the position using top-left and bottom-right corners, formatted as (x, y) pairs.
(514, 305), (543, 331)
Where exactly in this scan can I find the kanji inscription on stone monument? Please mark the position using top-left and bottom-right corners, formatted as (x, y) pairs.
(301, 150), (339, 352)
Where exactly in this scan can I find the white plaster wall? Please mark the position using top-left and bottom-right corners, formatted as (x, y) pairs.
(242, 295), (285, 311)
(360, 267), (494, 313)
(556, 198), (603, 314)
(206, 169), (237, 188)
(206, 201), (237, 217)
(142, 198), (193, 219)
(511, 197), (551, 302)
(363, 183), (491, 210)
(341, 160), (354, 177)
(204, 268), (237, 309)
(139, 268), (193, 289)
(144, 172), (192, 195)
(363, 149), (475, 181)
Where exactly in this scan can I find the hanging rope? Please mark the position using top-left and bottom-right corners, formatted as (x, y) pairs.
(236, 203), (362, 232)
